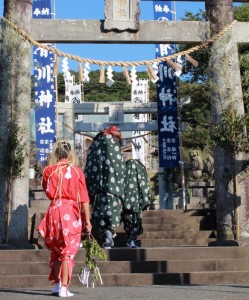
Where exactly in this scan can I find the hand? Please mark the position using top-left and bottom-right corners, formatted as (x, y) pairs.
(85, 221), (92, 235)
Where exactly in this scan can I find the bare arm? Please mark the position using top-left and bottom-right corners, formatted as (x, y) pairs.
(81, 202), (92, 235)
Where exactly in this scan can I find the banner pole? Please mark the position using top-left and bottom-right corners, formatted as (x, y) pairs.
(52, 0), (59, 139)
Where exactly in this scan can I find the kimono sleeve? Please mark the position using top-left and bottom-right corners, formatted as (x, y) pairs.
(41, 166), (50, 194)
(78, 168), (90, 203)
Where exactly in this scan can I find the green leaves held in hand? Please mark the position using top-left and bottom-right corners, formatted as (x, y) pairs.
(82, 235), (107, 282)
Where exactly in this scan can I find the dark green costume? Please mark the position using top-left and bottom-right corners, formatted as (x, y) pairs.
(122, 159), (151, 244)
(84, 129), (126, 248)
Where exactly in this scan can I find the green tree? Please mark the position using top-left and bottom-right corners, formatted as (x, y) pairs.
(56, 70), (157, 103)
(178, 5), (249, 154)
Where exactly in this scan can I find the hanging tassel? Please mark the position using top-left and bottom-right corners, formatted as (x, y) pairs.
(99, 65), (105, 84)
(53, 56), (60, 76)
(123, 66), (131, 85)
(78, 62), (84, 82)
(146, 64), (158, 82)
(166, 59), (182, 71)
(184, 53), (199, 67)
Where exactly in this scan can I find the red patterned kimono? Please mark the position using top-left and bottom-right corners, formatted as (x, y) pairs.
(38, 159), (90, 282)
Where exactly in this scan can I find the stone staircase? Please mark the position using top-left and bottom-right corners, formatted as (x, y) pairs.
(113, 209), (217, 247)
(1, 246), (249, 288)
(1, 204), (249, 288)
(29, 197), (217, 247)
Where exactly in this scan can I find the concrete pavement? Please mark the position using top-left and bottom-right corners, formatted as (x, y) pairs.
(1, 285), (249, 300)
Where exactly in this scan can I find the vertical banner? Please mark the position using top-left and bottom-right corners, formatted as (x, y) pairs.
(62, 58), (84, 165)
(153, 1), (180, 168)
(33, 0), (56, 164)
(131, 79), (149, 165)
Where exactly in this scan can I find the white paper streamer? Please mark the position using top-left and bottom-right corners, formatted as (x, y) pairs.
(177, 54), (183, 64)
(130, 66), (138, 86)
(151, 62), (159, 83)
(174, 69), (182, 77)
(106, 66), (114, 87)
(61, 57), (69, 75)
(83, 62), (90, 83)
(78, 267), (103, 288)
(174, 55), (183, 77)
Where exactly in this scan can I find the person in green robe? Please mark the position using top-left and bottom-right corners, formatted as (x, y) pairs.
(122, 159), (151, 248)
(84, 126), (126, 249)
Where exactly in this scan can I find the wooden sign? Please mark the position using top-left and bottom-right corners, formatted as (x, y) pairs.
(104, 0), (140, 31)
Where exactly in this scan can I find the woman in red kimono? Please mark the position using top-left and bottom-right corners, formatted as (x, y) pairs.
(38, 140), (92, 297)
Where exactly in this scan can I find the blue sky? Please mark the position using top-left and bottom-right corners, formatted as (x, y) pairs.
(0, 0), (231, 72)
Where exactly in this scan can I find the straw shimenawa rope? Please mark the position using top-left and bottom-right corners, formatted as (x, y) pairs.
(1, 17), (237, 80)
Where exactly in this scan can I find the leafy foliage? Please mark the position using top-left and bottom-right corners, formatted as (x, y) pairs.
(80, 235), (107, 282)
(211, 106), (249, 155)
(178, 5), (249, 154)
(178, 81), (212, 149)
(234, 4), (249, 21)
(179, 9), (209, 83)
(4, 124), (26, 178)
(235, 5), (249, 114)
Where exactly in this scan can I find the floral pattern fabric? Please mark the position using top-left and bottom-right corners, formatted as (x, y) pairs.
(122, 159), (151, 241)
(37, 160), (90, 282)
(85, 134), (126, 230)
(38, 199), (82, 281)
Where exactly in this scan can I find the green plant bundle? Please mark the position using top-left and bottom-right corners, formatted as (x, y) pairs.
(79, 235), (107, 283)
(211, 108), (249, 155)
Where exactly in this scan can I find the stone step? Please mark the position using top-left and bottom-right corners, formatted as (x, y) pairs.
(1, 247), (249, 288)
(28, 208), (216, 247)
(2, 258), (249, 276)
(93, 237), (216, 248)
(141, 223), (200, 231)
(139, 238), (216, 247)
(1, 271), (249, 288)
(142, 216), (209, 225)
(138, 231), (212, 239)
(114, 229), (214, 239)
(98, 271), (249, 286)
(1, 247), (249, 263)
(142, 209), (214, 217)
(12, 206), (246, 288)
(112, 232), (216, 247)
(116, 222), (214, 233)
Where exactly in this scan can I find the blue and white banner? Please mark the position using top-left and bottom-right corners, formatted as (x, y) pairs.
(153, 1), (180, 168)
(131, 79), (149, 165)
(33, 0), (56, 164)
(61, 57), (84, 161)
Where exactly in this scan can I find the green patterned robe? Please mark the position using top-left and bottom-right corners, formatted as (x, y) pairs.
(84, 133), (126, 231)
(122, 159), (151, 242)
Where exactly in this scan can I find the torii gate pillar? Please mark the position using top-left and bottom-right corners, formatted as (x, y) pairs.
(206, 0), (249, 243)
(0, 0), (32, 245)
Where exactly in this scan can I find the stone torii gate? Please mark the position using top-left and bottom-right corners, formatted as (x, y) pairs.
(0, 0), (249, 245)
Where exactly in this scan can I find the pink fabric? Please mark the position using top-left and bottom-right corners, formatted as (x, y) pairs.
(38, 199), (82, 281)
(38, 160), (90, 282)
(42, 160), (90, 203)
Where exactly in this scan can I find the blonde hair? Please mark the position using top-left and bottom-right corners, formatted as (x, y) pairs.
(48, 140), (78, 166)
